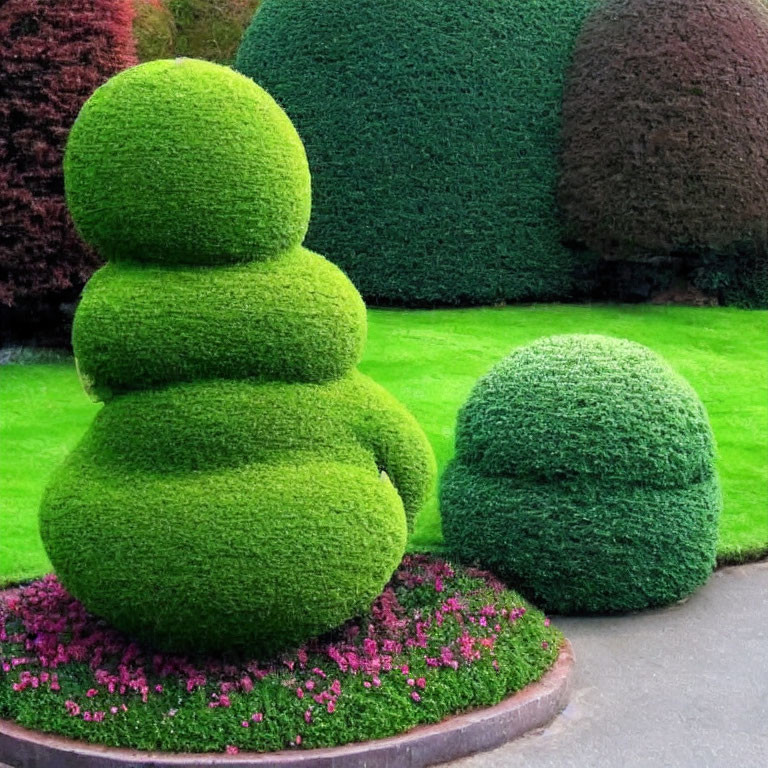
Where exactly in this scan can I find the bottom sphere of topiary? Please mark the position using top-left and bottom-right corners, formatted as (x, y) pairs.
(0, 556), (562, 755)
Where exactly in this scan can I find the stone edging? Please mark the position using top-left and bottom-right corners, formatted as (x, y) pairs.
(0, 640), (573, 768)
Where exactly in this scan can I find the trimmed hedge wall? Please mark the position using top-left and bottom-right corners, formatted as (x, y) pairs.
(0, 0), (137, 344)
(236, 0), (596, 306)
(559, 0), (768, 308)
(41, 59), (436, 656)
(441, 335), (721, 614)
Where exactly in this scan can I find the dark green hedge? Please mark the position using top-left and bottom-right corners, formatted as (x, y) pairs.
(41, 59), (436, 656)
(441, 335), (721, 613)
(236, 0), (596, 306)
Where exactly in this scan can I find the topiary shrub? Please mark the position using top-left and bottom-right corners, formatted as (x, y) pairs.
(235, 0), (596, 307)
(170, 0), (259, 63)
(441, 335), (721, 614)
(559, 0), (768, 308)
(0, 0), (137, 344)
(133, 0), (176, 61)
(40, 59), (436, 656)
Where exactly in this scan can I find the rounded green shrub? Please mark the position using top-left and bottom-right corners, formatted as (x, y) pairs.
(441, 335), (721, 614)
(41, 59), (436, 656)
(64, 58), (311, 265)
(235, 0), (596, 306)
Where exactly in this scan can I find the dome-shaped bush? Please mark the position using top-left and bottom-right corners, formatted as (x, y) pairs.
(64, 58), (310, 265)
(559, 0), (768, 308)
(441, 335), (721, 614)
(0, 0), (136, 342)
(41, 60), (436, 656)
(235, 0), (595, 306)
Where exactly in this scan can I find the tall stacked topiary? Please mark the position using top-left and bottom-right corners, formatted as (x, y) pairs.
(441, 335), (721, 614)
(40, 59), (436, 656)
(559, 0), (768, 307)
(236, 0), (596, 307)
(0, 0), (137, 344)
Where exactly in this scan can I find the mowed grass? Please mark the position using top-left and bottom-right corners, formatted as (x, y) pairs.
(1, 304), (766, 585)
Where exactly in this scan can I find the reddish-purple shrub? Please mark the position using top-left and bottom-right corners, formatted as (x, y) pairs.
(0, 0), (137, 340)
(559, 0), (768, 307)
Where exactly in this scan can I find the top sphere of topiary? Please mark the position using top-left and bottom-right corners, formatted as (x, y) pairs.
(64, 58), (311, 264)
(456, 334), (715, 489)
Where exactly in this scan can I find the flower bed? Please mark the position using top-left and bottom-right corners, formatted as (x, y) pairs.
(0, 555), (561, 754)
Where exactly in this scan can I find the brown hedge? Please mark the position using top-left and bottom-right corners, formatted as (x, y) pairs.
(558, 0), (768, 306)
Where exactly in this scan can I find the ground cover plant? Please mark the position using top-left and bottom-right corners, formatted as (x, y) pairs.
(2, 304), (766, 587)
(441, 335), (721, 613)
(559, 0), (768, 308)
(0, 556), (561, 752)
(236, 0), (596, 306)
(40, 58), (434, 656)
(0, 0), (137, 346)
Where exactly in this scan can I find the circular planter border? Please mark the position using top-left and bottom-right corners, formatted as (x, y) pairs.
(0, 640), (573, 768)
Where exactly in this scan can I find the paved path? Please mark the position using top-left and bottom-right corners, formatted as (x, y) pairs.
(447, 560), (768, 768)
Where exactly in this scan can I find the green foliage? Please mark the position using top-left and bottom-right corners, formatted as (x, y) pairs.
(41, 59), (436, 655)
(64, 58), (311, 265)
(132, 1), (176, 61)
(169, 0), (260, 64)
(441, 335), (722, 613)
(235, 0), (597, 306)
(73, 248), (367, 399)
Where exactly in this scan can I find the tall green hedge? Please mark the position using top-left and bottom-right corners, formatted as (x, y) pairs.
(441, 335), (721, 614)
(41, 59), (436, 656)
(236, 0), (596, 306)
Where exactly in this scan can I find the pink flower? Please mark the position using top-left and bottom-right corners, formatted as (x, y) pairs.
(330, 679), (341, 696)
(241, 721), (250, 728)
(416, 678), (426, 689)
(305, 680), (315, 691)
(544, 618), (551, 627)
(407, 678), (415, 686)
(304, 709), (312, 723)
(251, 712), (263, 722)
(327, 700), (336, 714)
(219, 694), (231, 708)
(363, 681), (371, 688)
(295, 735), (302, 746)
(296, 687), (304, 699)
(542, 641), (549, 650)
(154, 684), (163, 693)
(65, 700), (80, 717)
(225, 746), (239, 755)
(411, 692), (421, 702)
(240, 675), (254, 693)
(93, 711), (105, 722)
(86, 688), (98, 698)
(434, 576), (444, 593)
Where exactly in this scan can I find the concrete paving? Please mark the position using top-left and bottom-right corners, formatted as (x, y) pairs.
(446, 559), (768, 768)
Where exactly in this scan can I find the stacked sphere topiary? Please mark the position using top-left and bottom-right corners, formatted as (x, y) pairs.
(235, 0), (596, 307)
(558, 0), (768, 308)
(40, 58), (436, 656)
(441, 335), (721, 614)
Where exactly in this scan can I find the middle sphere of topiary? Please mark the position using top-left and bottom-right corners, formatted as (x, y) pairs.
(441, 335), (721, 614)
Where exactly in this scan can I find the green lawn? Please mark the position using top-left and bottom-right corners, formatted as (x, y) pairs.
(2, 304), (767, 585)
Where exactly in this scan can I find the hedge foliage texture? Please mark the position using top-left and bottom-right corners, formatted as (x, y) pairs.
(236, 0), (596, 306)
(559, 0), (768, 308)
(41, 59), (436, 656)
(0, 0), (136, 308)
(441, 335), (721, 614)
